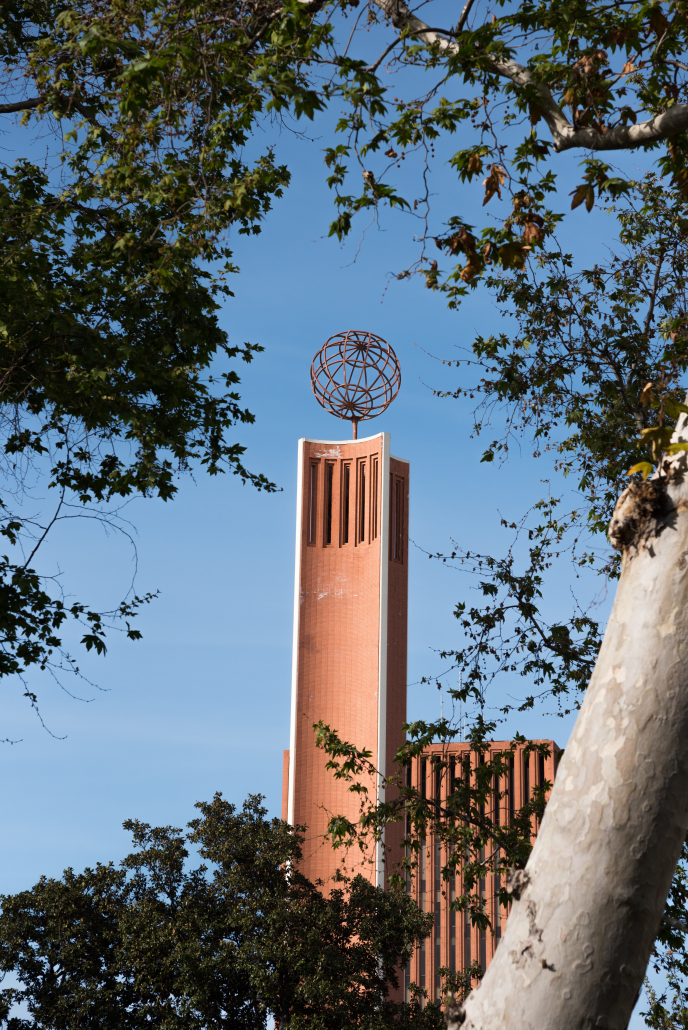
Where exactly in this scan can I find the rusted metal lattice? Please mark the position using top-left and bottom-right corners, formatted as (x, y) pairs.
(310, 330), (401, 438)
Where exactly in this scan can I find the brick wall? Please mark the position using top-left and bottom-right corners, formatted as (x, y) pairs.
(286, 433), (409, 886)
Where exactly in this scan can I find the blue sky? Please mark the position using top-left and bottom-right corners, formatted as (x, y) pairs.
(0, 75), (661, 1023)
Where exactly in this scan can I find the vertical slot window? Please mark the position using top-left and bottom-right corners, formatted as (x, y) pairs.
(324, 463), (334, 546)
(523, 753), (530, 804)
(494, 773), (501, 941)
(307, 462), (318, 545)
(391, 475), (405, 561)
(405, 764), (412, 836)
(435, 839), (442, 999)
(342, 463), (351, 544)
(371, 457), (379, 540)
(508, 755), (515, 825)
(449, 845), (456, 974)
(420, 840), (427, 995)
(358, 461), (366, 543)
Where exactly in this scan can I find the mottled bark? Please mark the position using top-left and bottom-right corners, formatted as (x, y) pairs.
(457, 441), (688, 1030)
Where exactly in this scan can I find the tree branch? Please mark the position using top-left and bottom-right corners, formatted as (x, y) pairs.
(456, 0), (476, 33)
(0, 99), (41, 114)
(366, 0), (688, 153)
(663, 914), (688, 934)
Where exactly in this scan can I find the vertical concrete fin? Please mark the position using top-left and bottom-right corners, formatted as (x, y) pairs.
(288, 438), (305, 826)
(376, 431), (391, 887)
(282, 750), (290, 822)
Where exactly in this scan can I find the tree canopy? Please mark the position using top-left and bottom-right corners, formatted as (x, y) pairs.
(0, 0), (328, 717)
(3, 0), (688, 717)
(317, 175), (688, 1022)
(0, 794), (444, 1029)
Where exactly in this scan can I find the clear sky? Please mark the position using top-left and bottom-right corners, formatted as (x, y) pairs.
(0, 77), (658, 1025)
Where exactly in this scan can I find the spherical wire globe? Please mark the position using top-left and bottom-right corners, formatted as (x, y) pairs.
(310, 330), (401, 438)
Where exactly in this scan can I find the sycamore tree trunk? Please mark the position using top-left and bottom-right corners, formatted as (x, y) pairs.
(456, 453), (688, 1030)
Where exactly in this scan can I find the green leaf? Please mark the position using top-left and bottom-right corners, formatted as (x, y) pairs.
(627, 462), (655, 480)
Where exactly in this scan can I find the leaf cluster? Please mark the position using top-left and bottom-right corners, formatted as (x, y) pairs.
(0, 794), (444, 1029)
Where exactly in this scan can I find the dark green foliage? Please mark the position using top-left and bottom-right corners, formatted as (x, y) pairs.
(315, 719), (552, 937)
(0, 794), (444, 1029)
(322, 0), (688, 301)
(0, 0), (330, 706)
(642, 842), (688, 1028)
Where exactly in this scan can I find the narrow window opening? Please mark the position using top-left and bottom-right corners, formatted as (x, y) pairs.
(449, 843), (456, 974)
(420, 841), (427, 992)
(359, 462), (366, 543)
(391, 475), (405, 561)
(342, 463), (351, 544)
(479, 843), (486, 971)
(435, 839), (442, 999)
(308, 462), (318, 544)
(538, 752), (545, 788)
(371, 457), (379, 540)
(508, 755), (515, 825)
(405, 764), (412, 835)
(494, 772), (502, 940)
(324, 463), (334, 546)
(523, 753), (530, 804)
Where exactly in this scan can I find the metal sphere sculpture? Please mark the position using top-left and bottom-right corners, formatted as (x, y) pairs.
(310, 330), (401, 438)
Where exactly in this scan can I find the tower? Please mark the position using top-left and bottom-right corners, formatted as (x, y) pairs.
(279, 332), (562, 996)
(281, 332), (407, 887)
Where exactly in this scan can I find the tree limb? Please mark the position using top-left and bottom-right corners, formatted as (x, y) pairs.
(663, 914), (688, 934)
(366, 0), (688, 153)
(0, 99), (41, 114)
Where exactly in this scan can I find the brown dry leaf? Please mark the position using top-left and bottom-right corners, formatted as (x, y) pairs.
(523, 222), (545, 245)
(482, 164), (506, 205)
(639, 382), (654, 406)
(570, 183), (595, 212)
(460, 259), (480, 283)
(622, 59), (635, 74)
(572, 49), (608, 76)
(467, 152), (482, 174)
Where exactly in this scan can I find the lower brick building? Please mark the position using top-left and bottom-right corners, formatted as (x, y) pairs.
(402, 739), (561, 1000)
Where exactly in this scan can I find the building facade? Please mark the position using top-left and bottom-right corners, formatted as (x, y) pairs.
(281, 430), (560, 991)
(403, 740), (561, 1001)
(282, 432), (409, 886)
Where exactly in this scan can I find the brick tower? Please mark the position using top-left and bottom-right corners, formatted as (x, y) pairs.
(282, 431), (409, 887)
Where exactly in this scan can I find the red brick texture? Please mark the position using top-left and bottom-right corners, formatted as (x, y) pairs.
(402, 740), (561, 1001)
(286, 433), (409, 887)
(281, 433), (558, 995)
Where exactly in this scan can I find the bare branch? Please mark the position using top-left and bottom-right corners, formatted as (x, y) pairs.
(456, 0), (477, 33)
(0, 98), (41, 114)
